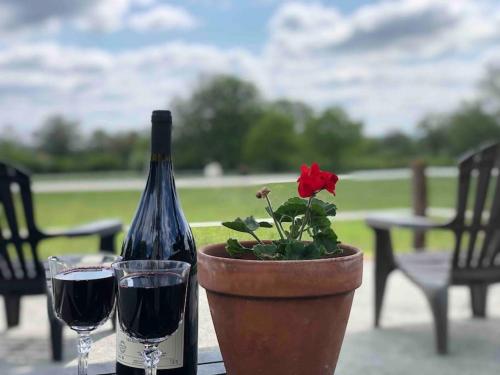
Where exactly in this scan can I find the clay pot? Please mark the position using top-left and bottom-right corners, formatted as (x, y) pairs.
(198, 241), (363, 375)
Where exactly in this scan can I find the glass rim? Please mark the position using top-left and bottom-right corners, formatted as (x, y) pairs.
(48, 254), (122, 263)
(112, 259), (191, 271)
(47, 255), (122, 275)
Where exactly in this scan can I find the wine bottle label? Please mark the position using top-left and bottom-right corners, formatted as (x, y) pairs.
(116, 320), (184, 369)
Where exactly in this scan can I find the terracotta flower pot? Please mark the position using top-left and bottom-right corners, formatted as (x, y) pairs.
(198, 241), (363, 375)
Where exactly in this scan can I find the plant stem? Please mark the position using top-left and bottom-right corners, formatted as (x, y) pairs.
(264, 195), (286, 240)
(249, 231), (263, 244)
(298, 197), (313, 241)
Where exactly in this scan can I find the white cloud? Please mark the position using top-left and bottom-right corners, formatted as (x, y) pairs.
(0, 43), (113, 73)
(132, 0), (157, 6)
(0, 0), (130, 35)
(0, 0), (192, 35)
(0, 0), (96, 31)
(1, 0), (500, 136)
(128, 5), (198, 31)
(262, 0), (500, 134)
(0, 41), (259, 134)
(268, 0), (500, 60)
(75, 0), (132, 32)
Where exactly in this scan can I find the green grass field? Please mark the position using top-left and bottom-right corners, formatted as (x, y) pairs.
(6, 177), (458, 259)
(34, 177), (457, 226)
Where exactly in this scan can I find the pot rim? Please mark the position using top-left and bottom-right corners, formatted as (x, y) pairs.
(198, 241), (362, 264)
(198, 241), (363, 298)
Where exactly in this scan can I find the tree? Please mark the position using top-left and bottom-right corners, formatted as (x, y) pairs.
(303, 107), (363, 171)
(417, 114), (449, 156)
(87, 129), (111, 152)
(86, 129), (148, 171)
(417, 102), (500, 158)
(172, 75), (263, 170)
(243, 111), (299, 171)
(267, 99), (314, 132)
(379, 131), (416, 157)
(480, 64), (500, 116)
(446, 102), (500, 156)
(0, 126), (39, 170)
(34, 115), (81, 156)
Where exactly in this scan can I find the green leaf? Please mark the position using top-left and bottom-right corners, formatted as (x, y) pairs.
(313, 229), (339, 254)
(311, 198), (337, 217)
(258, 221), (273, 228)
(243, 216), (260, 231)
(222, 218), (251, 233)
(303, 243), (322, 259)
(274, 239), (289, 256)
(283, 241), (323, 260)
(252, 244), (281, 260)
(289, 217), (303, 239)
(274, 197), (308, 222)
(222, 216), (262, 233)
(284, 241), (306, 260)
(309, 215), (331, 233)
(226, 239), (252, 257)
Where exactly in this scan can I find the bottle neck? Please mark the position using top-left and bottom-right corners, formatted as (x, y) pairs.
(148, 153), (174, 186)
(151, 121), (171, 155)
(150, 152), (172, 163)
(146, 151), (178, 210)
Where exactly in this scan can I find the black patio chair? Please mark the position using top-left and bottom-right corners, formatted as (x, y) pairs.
(366, 142), (500, 354)
(0, 161), (122, 360)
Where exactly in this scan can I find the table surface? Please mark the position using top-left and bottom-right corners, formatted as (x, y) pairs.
(62, 334), (226, 375)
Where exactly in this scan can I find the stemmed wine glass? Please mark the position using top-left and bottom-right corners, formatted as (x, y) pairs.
(112, 260), (191, 375)
(47, 254), (121, 375)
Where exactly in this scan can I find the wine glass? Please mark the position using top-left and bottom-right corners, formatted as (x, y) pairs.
(112, 260), (191, 375)
(47, 254), (121, 375)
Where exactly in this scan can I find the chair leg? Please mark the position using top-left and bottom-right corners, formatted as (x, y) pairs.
(99, 233), (116, 253)
(111, 309), (116, 331)
(426, 288), (449, 355)
(4, 294), (21, 328)
(374, 262), (392, 327)
(470, 283), (488, 318)
(373, 228), (396, 328)
(47, 293), (63, 361)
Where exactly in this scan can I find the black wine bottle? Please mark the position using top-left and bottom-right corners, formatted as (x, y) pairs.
(116, 110), (198, 375)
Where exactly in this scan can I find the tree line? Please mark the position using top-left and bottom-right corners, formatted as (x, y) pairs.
(1, 70), (500, 174)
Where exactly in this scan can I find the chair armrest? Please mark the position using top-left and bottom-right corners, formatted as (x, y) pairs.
(44, 219), (122, 238)
(365, 214), (452, 231)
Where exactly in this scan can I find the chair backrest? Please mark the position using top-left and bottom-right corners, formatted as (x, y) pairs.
(450, 143), (500, 282)
(0, 162), (43, 281)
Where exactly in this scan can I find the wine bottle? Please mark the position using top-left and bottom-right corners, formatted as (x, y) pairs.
(116, 110), (198, 375)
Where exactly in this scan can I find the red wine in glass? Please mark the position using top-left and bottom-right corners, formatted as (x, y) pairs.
(118, 273), (187, 341)
(52, 268), (116, 330)
(48, 255), (120, 375)
(113, 260), (191, 375)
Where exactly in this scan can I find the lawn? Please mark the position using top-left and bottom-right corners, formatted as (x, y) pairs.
(34, 177), (457, 226)
(5, 176), (458, 258)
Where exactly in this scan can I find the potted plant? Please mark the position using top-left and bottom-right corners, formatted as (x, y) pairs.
(198, 163), (363, 375)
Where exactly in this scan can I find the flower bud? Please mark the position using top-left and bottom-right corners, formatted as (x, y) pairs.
(256, 187), (271, 199)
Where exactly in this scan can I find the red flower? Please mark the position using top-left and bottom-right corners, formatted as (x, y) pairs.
(297, 163), (339, 198)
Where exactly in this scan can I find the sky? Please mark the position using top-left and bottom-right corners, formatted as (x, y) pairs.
(1, 0), (500, 137)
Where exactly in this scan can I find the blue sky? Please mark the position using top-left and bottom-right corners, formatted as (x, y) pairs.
(53, 1), (374, 52)
(0, 0), (499, 138)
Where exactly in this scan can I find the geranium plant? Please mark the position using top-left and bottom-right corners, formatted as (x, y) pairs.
(222, 163), (342, 260)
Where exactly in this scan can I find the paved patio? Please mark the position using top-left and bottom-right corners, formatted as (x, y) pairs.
(1, 260), (499, 375)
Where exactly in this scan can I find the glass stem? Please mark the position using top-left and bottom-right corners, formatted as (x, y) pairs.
(77, 331), (92, 375)
(143, 343), (162, 375)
